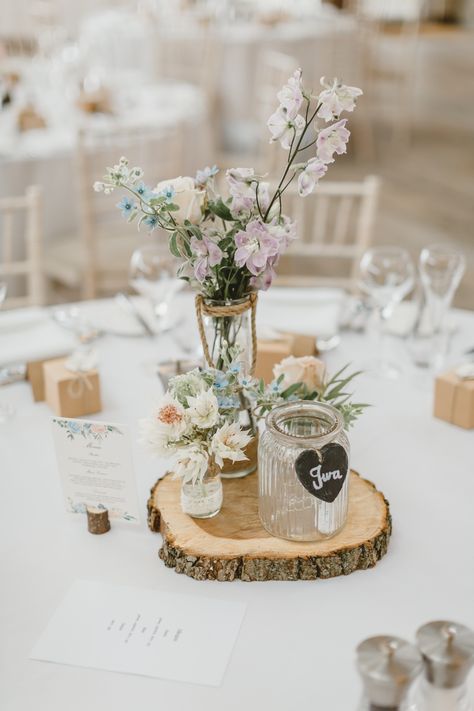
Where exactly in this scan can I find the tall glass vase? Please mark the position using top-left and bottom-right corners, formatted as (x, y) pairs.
(195, 293), (258, 479)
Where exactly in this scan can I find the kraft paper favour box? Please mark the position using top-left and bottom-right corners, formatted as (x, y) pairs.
(255, 331), (318, 383)
(434, 365), (474, 430)
(43, 357), (102, 418)
(26, 354), (70, 402)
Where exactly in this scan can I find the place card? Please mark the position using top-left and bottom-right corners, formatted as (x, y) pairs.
(31, 580), (246, 686)
(51, 417), (140, 524)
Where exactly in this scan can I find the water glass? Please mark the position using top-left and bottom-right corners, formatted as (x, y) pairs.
(410, 244), (466, 369)
(359, 247), (415, 378)
(129, 243), (184, 327)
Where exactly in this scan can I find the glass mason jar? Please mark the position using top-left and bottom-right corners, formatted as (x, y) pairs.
(258, 401), (350, 541)
(201, 296), (254, 374)
(180, 459), (223, 519)
(199, 295), (257, 479)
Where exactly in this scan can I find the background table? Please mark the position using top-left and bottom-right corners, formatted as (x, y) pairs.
(1, 292), (473, 710)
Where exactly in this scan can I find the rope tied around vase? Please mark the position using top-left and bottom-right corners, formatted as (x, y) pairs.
(195, 293), (258, 375)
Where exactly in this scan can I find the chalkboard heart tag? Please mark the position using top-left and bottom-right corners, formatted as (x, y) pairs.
(295, 443), (348, 503)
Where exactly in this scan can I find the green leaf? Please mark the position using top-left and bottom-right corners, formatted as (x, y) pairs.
(169, 232), (181, 258)
(183, 222), (203, 239)
(281, 382), (303, 398)
(208, 199), (233, 221)
(165, 203), (180, 212)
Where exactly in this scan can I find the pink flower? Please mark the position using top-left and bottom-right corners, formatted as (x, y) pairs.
(316, 118), (350, 164)
(267, 109), (305, 150)
(190, 235), (223, 282)
(249, 259), (277, 291)
(230, 195), (255, 218)
(317, 77), (363, 123)
(91, 424), (106, 434)
(297, 158), (328, 197)
(234, 219), (280, 276)
(226, 168), (255, 199)
(268, 215), (297, 250)
(277, 68), (304, 120)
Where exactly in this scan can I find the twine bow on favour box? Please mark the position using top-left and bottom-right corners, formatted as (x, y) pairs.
(65, 349), (98, 399)
(456, 363), (474, 381)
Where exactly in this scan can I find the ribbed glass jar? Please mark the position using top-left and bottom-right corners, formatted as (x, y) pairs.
(258, 401), (350, 541)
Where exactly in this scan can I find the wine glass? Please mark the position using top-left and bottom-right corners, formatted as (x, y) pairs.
(409, 244), (466, 369)
(0, 281), (16, 423)
(129, 243), (184, 330)
(359, 247), (415, 378)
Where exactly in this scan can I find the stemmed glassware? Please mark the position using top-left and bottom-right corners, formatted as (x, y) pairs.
(0, 281), (16, 423)
(359, 247), (415, 379)
(129, 243), (184, 330)
(409, 244), (466, 369)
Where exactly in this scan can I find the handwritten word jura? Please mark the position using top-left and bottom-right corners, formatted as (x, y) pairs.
(309, 464), (343, 491)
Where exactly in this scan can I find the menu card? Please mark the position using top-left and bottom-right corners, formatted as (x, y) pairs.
(51, 417), (140, 523)
(31, 580), (246, 686)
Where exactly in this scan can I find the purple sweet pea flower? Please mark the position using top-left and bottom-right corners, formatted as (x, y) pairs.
(268, 215), (297, 250)
(234, 220), (280, 276)
(249, 260), (277, 291)
(190, 235), (223, 282)
(226, 168), (256, 200)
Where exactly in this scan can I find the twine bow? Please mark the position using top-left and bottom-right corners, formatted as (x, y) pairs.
(195, 293), (258, 374)
(65, 349), (98, 399)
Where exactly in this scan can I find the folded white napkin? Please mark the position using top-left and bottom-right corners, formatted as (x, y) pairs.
(0, 308), (75, 366)
(258, 288), (346, 339)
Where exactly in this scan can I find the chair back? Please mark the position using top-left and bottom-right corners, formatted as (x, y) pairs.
(0, 186), (44, 308)
(278, 175), (380, 289)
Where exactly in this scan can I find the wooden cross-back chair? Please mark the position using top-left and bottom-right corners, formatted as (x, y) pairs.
(44, 122), (184, 300)
(276, 176), (381, 290)
(0, 186), (44, 308)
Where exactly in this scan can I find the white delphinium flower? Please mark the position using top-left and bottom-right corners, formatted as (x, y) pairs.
(210, 422), (251, 468)
(187, 389), (219, 429)
(175, 446), (209, 484)
(317, 77), (363, 123)
(277, 68), (304, 118)
(297, 158), (328, 197)
(267, 109), (305, 150)
(316, 119), (351, 164)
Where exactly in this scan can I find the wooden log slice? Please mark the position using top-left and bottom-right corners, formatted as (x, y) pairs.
(147, 470), (391, 582)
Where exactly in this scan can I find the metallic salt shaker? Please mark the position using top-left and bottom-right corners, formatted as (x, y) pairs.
(411, 621), (474, 711)
(356, 635), (423, 710)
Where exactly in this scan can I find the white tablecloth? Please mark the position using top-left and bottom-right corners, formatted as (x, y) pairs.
(1, 292), (473, 710)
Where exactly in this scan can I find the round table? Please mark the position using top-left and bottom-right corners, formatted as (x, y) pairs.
(1, 292), (473, 710)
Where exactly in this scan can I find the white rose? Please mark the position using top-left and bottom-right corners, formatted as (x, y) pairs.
(175, 446), (209, 484)
(187, 389), (219, 429)
(155, 176), (205, 224)
(273, 355), (326, 392)
(210, 421), (252, 468)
